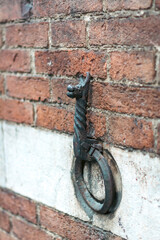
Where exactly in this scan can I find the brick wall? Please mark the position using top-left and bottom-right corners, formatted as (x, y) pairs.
(0, 188), (123, 240)
(0, 0), (159, 154)
(0, 1), (160, 240)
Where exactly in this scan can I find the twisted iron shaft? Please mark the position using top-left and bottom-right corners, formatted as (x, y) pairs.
(74, 98), (87, 159)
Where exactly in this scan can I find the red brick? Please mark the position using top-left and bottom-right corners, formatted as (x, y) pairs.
(0, 50), (30, 73)
(36, 105), (74, 133)
(0, 99), (33, 124)
(110, 51), (155, 83)
(0, 189), (36, 223)
(6, 76), (50, 101)
(33, 0), (102, 17)
(90, 82), (160, 118)
(0, 209), (11, 232)
(50, 80), (106, 138)
(0, 75), (4, 94)
(89, 16), (160, 46)
(156, 0), (160, 9)
(51, 78), (77, 105)
(157, 124), (160, 154)
(87, 112), (106, 139)
(51, 20), (86, 47)
(40, 205), (122, 240)
(12, 218), (54, 240)
(35, 50), (107, 79)
(108, 116), (154, 149)
(6, 23), (49, 48)
(0, 230), (15, 240)
(0, 0), (22, 23)
(104, 0), (152, 11)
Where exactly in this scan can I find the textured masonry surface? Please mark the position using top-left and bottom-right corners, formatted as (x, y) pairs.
(0, 0), (160, 239)
(0, 121), (160, 240)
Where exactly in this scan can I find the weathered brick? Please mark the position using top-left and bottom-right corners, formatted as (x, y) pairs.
(0, 189), (36, 223)
(108, 116), (154, 149)
(35, 50), (107, 79)
(51, 79), (106, 138)
(89, 16), (160, 46)
(0, 50), (30, 73)
(156, 0), (160, 9)
(0, 209), (11, 232)
(12, 218), (54, 240)
(0, 0), (22, 23)
(0, 75), (4, 94)
(40, 205), (122, 240)
(90, 82), (160, 118)
(33, 0), (102, 17)
(0, 99), (33, 124)
(6, 76), (50, 101)
(87, 112), (106, 139)
(0, 230), (15, 240)
(6, 23), (49, 48)
(51, 80), (108, 145)
(104, 0), (152, 11)
(157, 124), (160, 154)
(36, 105), (74, 133)
(51, 78), (76, 105)
(51, 20), (86, 47)
(110, 51), (155, 83)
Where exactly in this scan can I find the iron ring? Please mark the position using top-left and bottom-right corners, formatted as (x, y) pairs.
(73, 149), (115, 214)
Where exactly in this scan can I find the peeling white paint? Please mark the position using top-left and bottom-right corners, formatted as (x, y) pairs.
(0, 121), (160, 240)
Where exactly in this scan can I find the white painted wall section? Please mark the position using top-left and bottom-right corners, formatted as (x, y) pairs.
(0, 121), (160, 240)
(0, 121), (88, 221)
(0, 123), (5, 187)
(93, 148), (160, 240)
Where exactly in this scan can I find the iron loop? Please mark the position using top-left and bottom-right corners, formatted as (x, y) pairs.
(74, 149), (115, 214)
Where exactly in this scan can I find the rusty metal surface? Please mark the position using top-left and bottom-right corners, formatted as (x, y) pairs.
(67, 73), (119, 214)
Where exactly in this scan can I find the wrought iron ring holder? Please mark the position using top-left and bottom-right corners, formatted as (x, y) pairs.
(67, 73), (122, 216)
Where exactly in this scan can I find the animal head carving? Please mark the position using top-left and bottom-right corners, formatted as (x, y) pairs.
(67, 72), (91, 100)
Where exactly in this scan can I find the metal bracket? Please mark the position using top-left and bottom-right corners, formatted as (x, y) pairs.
(67, 73), (121, 215)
